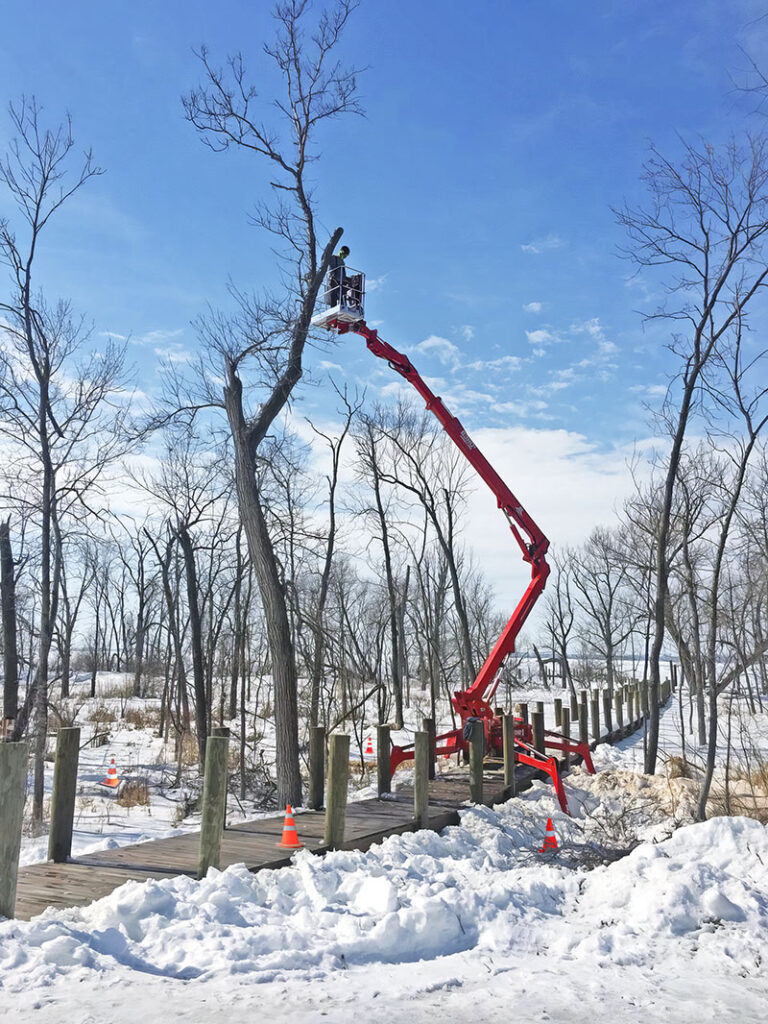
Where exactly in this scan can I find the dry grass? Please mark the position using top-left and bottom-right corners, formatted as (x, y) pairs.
(666, 755), (695, 780)
(116, 778), (150, 808)
(124, 706), (161, 731)
(86, 704), (117, 733)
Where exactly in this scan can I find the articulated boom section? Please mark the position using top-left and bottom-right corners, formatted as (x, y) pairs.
(331, 317), (595, 813)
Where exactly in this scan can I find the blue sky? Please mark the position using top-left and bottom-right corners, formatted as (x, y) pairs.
(1, 1), (766, 586)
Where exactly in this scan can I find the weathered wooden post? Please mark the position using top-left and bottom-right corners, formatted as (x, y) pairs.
(198, 732), (229, 878)
(422, 716), (436, 781)
(569, 692), (579, 722)
(308, 725), (326, 810)
(590, 692), (600, 740)
(48, 727), (81, 864)
(531, 710), (545, 755)
(535, 700), (545, 719)
(0, 741), (27, 920)
(602, 691), (612, 735)
(627, 687), (635, 724)
(561, 707), (571, 767)
(468, 719), (484, 805)
(324, 733), (350, 849)
(579, 691), (589, 744)
(502, 713), (517, 796)
(517, 701), (529, 725)
(553, 698), (562, 728)
(377, 724), (391, 797)
(414, 731), (430, 827)
(614, 692), (624, 733)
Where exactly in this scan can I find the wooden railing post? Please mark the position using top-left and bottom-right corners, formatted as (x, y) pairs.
(531, 709), (545, 756)
(590, 693), (601, 740)
(627, 687), (635, 724)
(414, 731), (430, 826)
(422, 716), (436, 781)
(503, 713), (517, 796)
(602, 691), (612, 735)
(308, 725), (326, 810)
(535, 700), (545, 718)
(377, 724), (391, 796)
(553, 698), (562, 728)
(614, 692), (624, 733)
(469, 720), (484, 805)
(569, 692), (579, 723)
(0, 741), (27, 919)
(198, 733), (229, 878)
(560, 706), (572, 767)
(579, 691), (589, 744)
(324, 733), (350, 849)
(517, 701), (529, 725)
(48, 727), (81, 863)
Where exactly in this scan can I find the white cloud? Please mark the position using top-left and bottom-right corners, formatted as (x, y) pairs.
(365, 274), (388, 293)
(526, 328), (554, 346)
(459, 324), (475, 342)
(133, 328), (185, 348)
(465, 354), (522, 373)
(521, 234), (565, 255)
(463, 426), (644, 601)
(415, 335), (461, 367)
(523, 301), (543, 313)
(154, 344), (193, 364)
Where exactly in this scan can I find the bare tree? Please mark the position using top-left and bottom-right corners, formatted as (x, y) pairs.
(180, 0), (363, 805)
(616, 135), (768, 772)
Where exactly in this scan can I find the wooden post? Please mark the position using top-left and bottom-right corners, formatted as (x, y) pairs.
(198, 733), (229, 878)
(0, 741), (27, 919)
(561, 707), (571, 767)
(308, 725), (326, 810)
(48, 727), (81, 864)
(553, 698), (562, 727)
(535, 700), (545, 718)
(414, 731), (430, 826)
(422, 716), (436, 781)
(324, 733), (350, 849)
(602, 691), (612, 734)
(590, 693), (600, 740)
(211, 725), (230, 823)
(503, 713), (517, 796)
(377, 724), (391, 797)
(469, 720), (484, 805)
(579, 692), (589, 744)
(531, 710), (545, 755)
(570, 692), (579, 722)
(517, 701), (529, 725)
(614, 692), (624, 733)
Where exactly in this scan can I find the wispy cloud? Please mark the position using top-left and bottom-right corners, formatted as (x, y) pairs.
(521, 233), (565, 255)
(415, 335), (461, 368)
(523, 301), (543, 313)
(526, 328), (555, 346)
(132, 328), (185, 348)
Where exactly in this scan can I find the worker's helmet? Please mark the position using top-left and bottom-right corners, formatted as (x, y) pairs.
(339, 245), (350, 258)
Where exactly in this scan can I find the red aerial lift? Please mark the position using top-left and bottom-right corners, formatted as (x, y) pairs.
(311, 265), (595, 812)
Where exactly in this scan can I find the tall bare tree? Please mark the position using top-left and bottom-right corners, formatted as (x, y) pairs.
(616, 135), (768, 772)
(181, 0), (363, 804)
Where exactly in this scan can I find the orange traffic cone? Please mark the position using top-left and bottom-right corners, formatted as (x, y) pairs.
(277, 804), (304, 849)
(100, 758), (121, 789)
(365, 735), (374, 755)
(538, 817), (558, 852)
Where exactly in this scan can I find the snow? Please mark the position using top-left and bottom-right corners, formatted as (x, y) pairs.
(6, 679), (768, 1021)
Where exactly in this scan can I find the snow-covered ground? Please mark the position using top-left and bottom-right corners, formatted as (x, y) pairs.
(4, 693), (767, 1023)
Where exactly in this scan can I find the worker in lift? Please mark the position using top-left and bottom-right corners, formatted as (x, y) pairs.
(326, 244), (350, 306)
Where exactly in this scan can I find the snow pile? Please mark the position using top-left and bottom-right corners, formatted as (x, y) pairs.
(2, 789), (766, 996)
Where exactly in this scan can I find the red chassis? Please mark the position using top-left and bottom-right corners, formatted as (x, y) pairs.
(329, 317), (595, 813)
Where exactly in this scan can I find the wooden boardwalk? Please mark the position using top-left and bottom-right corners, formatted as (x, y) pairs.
(13, 701), (660, 922)
(13, 765), (519, 921)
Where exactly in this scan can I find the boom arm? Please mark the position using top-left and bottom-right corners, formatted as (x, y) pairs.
(335, 319), (550, 719)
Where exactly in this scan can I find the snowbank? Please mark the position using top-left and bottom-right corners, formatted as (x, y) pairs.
(2, 790), (766, 998)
